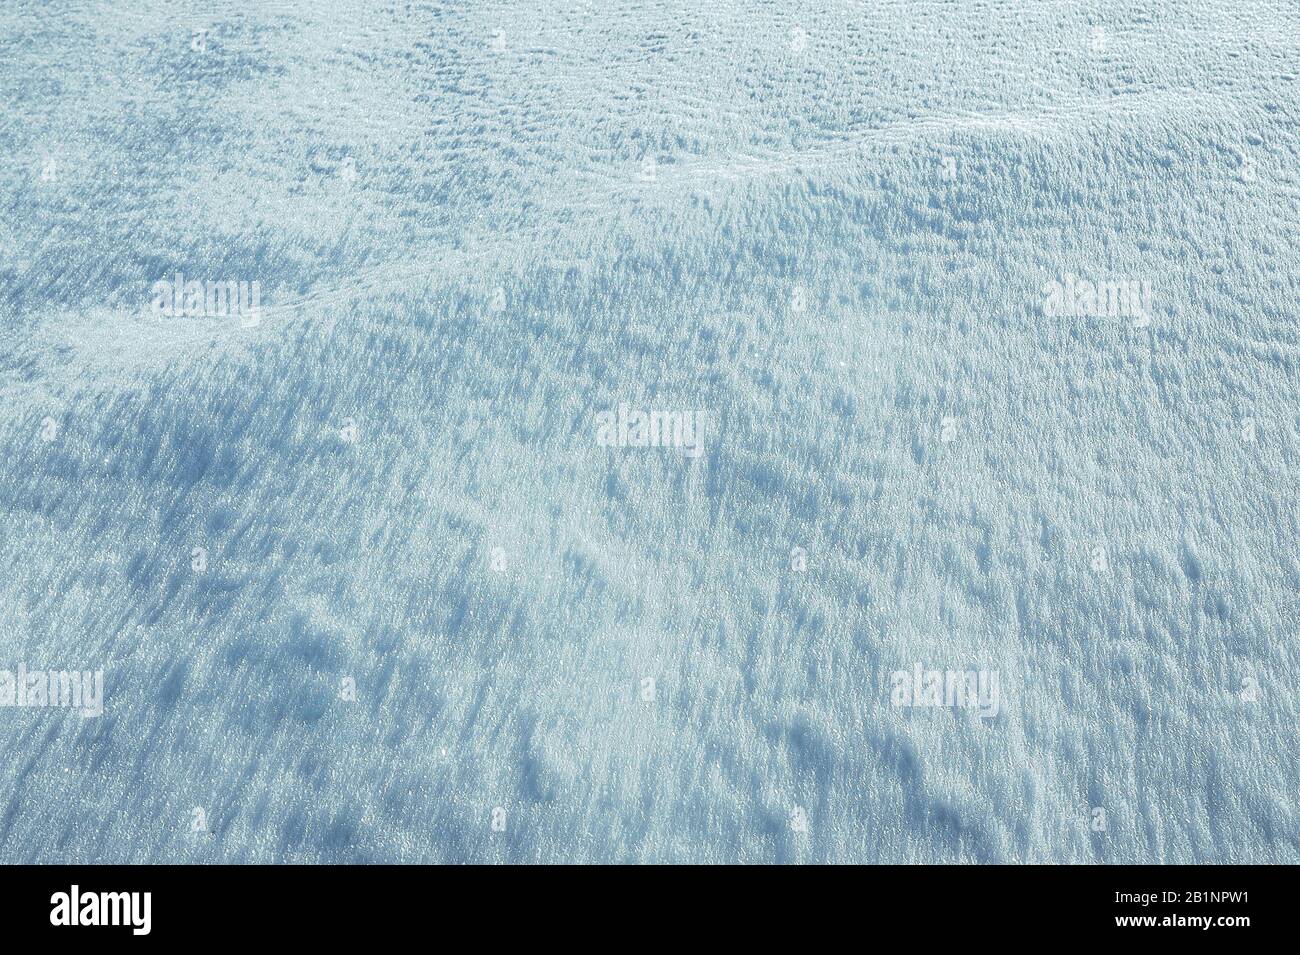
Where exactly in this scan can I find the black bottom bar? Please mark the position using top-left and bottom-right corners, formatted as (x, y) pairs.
(0, 865), (1282, 943)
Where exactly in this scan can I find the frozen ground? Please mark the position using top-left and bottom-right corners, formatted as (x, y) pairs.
(0, 0), (1296, 863)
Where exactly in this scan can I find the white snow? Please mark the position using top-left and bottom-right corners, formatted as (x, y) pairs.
(0, 0), (1296, 862)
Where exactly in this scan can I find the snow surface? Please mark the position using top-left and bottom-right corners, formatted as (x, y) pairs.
(0, 0), (1296, 863)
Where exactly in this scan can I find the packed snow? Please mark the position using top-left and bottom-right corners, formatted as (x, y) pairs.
(0, 0), (1296, 862)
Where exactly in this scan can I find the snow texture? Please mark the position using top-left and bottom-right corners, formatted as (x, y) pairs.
(0, 0), (1297, 863)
